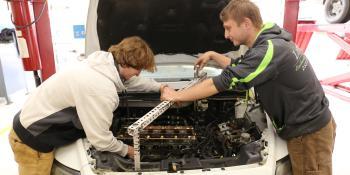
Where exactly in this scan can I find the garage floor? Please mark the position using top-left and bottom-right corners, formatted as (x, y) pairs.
(0, 32), (349, 175)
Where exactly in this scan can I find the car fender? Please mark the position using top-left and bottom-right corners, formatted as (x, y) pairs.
(54, 139), (95, 174)
(274, 130), (289, 161)
(264, 117), (289, 162)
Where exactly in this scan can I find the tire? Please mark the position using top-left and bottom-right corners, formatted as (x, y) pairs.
(324, 0), (350, 23)
(275, 156), (292, 175)
(51, 160), (80, 175)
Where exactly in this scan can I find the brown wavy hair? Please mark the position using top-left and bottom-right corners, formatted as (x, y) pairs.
(108, 36), (156, 72)
(220, 0), (263, 29)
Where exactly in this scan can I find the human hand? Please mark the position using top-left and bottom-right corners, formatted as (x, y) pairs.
(195, 51), (213, 70)
(160, 84), (169, 94)
(161, 87), (178, 102)
(126, 145), (134, 159)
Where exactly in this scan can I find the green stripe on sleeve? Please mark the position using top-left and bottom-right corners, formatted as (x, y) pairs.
(240, 40), (274, 82)
(230, 40), (274, 88)
(230, 77), (238, 88)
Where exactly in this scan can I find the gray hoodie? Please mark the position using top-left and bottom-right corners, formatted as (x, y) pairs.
(213, 23), (331, 139)
(13, 51), (161, 156)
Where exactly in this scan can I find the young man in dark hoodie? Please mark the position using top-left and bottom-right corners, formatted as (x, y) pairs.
(161, 0), (336, 174)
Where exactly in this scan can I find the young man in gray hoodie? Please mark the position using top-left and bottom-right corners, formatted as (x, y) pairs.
(162, 0), (336, 175)
(9, 36), (168, 175)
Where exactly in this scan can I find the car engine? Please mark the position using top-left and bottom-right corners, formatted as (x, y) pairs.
(87, 91), (268, 172)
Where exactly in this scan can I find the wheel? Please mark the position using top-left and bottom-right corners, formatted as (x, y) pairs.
(275, 156), (292, 175)
(324, 0), (350, 23)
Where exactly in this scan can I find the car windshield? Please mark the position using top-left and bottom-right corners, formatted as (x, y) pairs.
(141, 54), (222, 81)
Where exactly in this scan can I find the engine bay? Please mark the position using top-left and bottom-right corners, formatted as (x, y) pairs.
(86, 91), (268, 172)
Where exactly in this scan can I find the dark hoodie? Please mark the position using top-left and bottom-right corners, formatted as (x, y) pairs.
(213, 23), (331, 139)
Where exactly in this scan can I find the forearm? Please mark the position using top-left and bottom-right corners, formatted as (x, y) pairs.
(209, 51), (231, 69)
(177, 78), (219, 101)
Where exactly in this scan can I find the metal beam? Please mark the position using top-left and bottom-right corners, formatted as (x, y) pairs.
(323, 87), (350, 103)
(283, 0), (300, 41)
(297, 23), (350, 33)
(327, 33), (350, 55)
(321, 72), (350, 86)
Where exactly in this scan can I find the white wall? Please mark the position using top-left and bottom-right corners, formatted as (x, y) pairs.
(48, 0), (89, 71)
(0, 1), (13, 29)
(252, 0), (285, 26)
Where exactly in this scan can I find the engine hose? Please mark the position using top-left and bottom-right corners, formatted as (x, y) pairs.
(222, 142), (229, 157)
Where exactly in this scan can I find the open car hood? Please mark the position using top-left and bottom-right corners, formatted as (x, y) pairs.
(85, 0), (237, 56)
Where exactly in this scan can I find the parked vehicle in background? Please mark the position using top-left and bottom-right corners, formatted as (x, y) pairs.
(324, 0), (350, 23)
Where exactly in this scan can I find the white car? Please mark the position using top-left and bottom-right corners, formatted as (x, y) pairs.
(52, 0), (291, 174)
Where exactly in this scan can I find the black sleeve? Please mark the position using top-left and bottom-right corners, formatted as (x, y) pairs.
(212, 40), (277, 91)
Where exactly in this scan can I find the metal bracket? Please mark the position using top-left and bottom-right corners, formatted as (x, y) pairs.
(127, 71), (207, 171)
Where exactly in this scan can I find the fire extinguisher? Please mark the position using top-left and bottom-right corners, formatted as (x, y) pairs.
(8, 0), (44, 86)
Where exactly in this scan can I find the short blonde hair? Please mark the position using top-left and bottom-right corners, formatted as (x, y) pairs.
(220, 0), (263, 29)
(108, 36), (156, 72)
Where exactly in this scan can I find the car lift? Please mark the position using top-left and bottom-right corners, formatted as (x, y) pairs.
(283, 0), (350, 103)
(297, 22), (350, 102)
